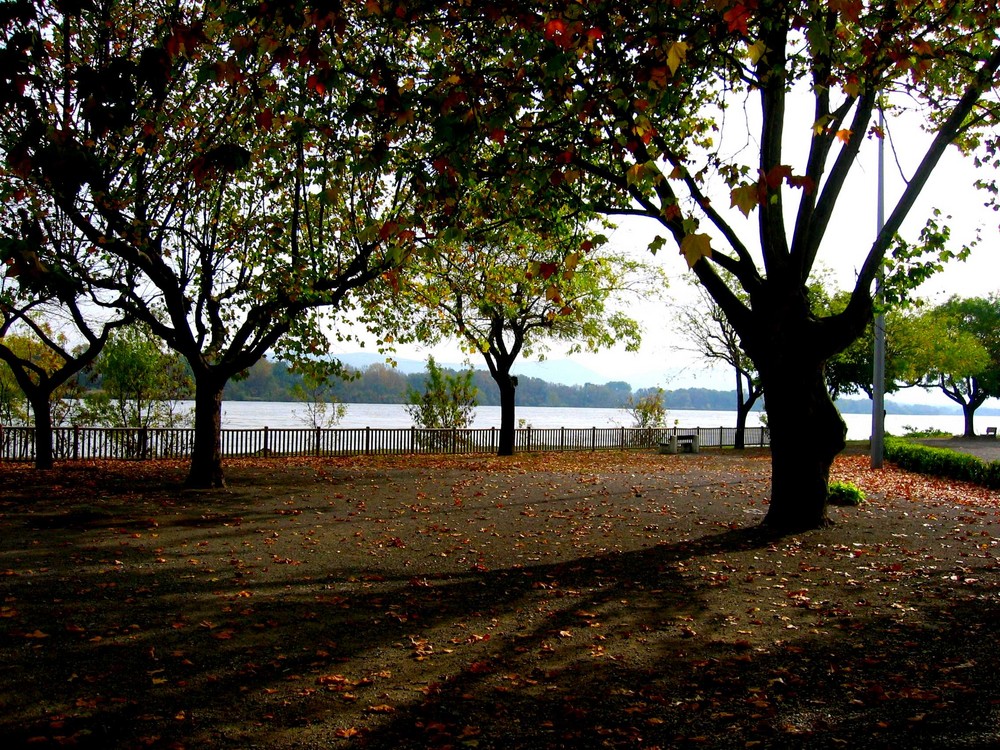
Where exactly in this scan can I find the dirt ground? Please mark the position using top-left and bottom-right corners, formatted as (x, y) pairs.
(2, 446), (1000, 749)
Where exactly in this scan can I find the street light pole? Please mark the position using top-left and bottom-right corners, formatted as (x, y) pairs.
(871, 108), (886, 469)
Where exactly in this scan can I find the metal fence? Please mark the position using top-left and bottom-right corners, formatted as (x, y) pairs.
(0, 424), (770, 462)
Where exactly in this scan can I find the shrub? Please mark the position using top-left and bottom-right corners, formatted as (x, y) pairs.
(883, 436), (1000, 490)
(899, 425), (952, 438)
(828, 480), (866, 506)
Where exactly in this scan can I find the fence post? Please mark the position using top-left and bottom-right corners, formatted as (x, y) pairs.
(560, 426), (565, 451)
(263, 426), (270, 456)
(315, 427), (321, 456)
(73, 425), (80, 461)
(591, 426), (596, 451)
(527, 425), (532, 452)
(491, 426), (496, 453)
(365, 426), (371, 455)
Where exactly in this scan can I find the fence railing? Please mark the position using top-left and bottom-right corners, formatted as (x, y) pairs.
(0, 424), (770, 462)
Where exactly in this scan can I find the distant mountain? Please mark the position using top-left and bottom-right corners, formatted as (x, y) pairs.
(331, 352), (611, 387)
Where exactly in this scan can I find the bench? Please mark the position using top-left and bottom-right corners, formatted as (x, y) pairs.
(659, 434), (699, 455)
(987, 427), (998, 438)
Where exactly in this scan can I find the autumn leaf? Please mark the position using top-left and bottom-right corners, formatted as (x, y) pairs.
(667, 41), (689, 75)
(763, 164), (793, 190)
(730, 184), (759, 217)
(836, 129), (853, 144)
(626, 163), (646, 185)
(747, 40), (767, 64)
(723, 4), (752, 35)
(830, 0), (864, 22)
(680, 233), (712, 268)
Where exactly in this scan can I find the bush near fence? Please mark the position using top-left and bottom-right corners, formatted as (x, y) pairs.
(0, 424), (770, 462)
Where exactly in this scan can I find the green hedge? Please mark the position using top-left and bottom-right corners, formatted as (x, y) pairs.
(883, 437), (1000, 489)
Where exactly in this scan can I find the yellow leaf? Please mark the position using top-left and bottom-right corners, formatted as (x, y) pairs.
(730, 184), (759, 217)
(747, 40), (767, 64)
(680, 233), (712, 268)
(667, 41), (689, 75)
(626, 163), (645, 185)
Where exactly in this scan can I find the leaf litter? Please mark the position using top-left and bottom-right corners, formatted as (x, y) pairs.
(1, 447), (1000, 748)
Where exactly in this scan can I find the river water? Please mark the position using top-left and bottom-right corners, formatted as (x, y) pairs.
(219, 401), (988, 442)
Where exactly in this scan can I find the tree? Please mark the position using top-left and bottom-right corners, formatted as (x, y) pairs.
(0, 213), (127, 467)
(415, 1), (1000, 530)
(405, 356), (478, 430)
(385, 215), (653, 455)
(677, 285), (762, 449)
(82, 325), (193, 431)
(819, 295), (927, 402)
(0, 182), (130, 467)
(291, 368), (347, 430)
(2, 2), (433, 486)
(911, 296), (1000, 437)
(623, 387), (668, 447)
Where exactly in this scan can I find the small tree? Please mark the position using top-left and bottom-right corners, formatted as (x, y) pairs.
(624, 387), (668, 447)
(83, 325), (193, 431)
(292, 369), (348, 430)
(677, 285), (762, 449)
(405, 357), (478, 432)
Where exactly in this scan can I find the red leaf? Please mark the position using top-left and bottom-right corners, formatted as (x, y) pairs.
(723, 4), (752, 35)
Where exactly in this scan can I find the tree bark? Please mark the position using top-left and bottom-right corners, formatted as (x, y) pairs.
(494, 371), (517, 456)
(758, 354), (845, 532)
(963, 402), (977, 438)
(187, 378), (226, 488)
(30, 395), (54, 470)
(734, 370), (761, 450)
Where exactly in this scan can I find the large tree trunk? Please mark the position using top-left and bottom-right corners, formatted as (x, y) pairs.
(31, 395), (54, 470)
(758, 355), (845, 532)
(494, 372), (517, 456)
(187, 379), (226, 488)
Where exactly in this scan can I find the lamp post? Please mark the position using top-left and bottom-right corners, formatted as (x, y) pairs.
(871, 108), (886, 469)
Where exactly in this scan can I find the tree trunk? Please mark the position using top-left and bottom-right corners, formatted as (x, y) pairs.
(31, 395), (54, 470)
(734, 403), (749, 450)
(494, 371), (517, 456)
(758, 357), (846, 533)
(963, 403), (977, 437)
(187, 379), (226, 488)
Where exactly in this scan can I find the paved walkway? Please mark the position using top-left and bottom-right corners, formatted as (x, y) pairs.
(915, 436), (1000, 462)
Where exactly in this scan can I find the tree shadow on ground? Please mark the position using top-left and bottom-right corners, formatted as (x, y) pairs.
(3, 455), (1000, 749)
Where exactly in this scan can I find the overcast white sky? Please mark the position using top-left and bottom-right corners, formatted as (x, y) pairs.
(335, 97), (999, 407)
